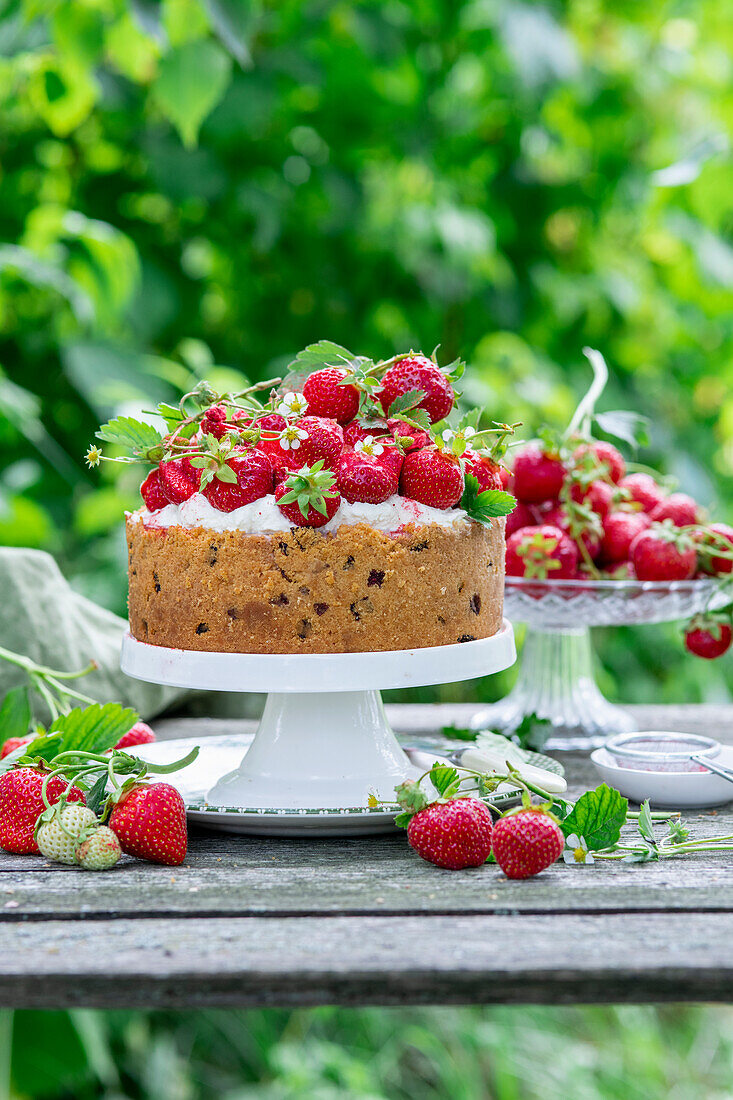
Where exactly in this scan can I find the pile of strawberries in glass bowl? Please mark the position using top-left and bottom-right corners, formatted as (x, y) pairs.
(503, 434), (733, 660)
(471, 350), (732, 749)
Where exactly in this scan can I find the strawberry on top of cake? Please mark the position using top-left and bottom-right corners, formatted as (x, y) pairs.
(90, 341), (516, 536)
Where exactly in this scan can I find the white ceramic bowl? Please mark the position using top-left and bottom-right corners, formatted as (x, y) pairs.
(591, 732), (733, 809)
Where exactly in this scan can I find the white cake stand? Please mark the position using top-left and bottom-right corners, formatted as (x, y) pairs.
(120, 623), (516, 836)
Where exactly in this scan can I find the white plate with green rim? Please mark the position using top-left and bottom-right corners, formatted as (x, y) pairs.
(134, 734), (565, 837)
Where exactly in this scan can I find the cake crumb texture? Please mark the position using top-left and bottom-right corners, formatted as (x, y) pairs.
(127, 516), (504, 653)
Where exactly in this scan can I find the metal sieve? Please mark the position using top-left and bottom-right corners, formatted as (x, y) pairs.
(604, 731), (721, 773)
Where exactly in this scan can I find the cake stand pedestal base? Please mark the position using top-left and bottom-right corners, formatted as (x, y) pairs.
(208, 690), (420, 809)
(120, 623), (516, 835)
(471, 627), (636, 751)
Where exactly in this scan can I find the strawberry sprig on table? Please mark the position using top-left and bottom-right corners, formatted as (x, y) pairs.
(384, 760), (733, 875)
(84, 340), (517, 528)
(503, 349), (733, 659)
(0, 646), (195, 869)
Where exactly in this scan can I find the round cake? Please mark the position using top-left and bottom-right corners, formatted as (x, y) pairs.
(92, 342), (516, 654)
(126, 498), (505, 653)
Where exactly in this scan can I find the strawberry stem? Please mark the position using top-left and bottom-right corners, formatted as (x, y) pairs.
(564, 347), (608, 441)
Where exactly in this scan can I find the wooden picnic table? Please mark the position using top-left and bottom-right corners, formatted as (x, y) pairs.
(0, 703), (731, 1009)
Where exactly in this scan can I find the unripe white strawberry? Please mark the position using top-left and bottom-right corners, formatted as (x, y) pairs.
(76, 826), (122, 871)
(36, 804), (98, 865)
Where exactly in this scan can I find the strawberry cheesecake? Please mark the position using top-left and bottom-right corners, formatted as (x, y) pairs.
(93, 342), (516, 653)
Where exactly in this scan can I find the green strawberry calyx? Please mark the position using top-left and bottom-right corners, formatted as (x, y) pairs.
(278, 460), (339, 519)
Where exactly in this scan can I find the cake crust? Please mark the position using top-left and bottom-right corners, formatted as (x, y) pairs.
(126, 515), (504, 654)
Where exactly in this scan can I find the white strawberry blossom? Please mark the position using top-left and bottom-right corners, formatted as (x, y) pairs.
(278, 424), (309, 451)
(563, 834), (594, 865)
(354, 435), (384, 457)
(277, 392), (309, 417)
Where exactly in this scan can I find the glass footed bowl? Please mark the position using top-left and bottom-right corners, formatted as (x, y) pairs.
(504, 576), (721, 630)
(474, 576), (726, 752)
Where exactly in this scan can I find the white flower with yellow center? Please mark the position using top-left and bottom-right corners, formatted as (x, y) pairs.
(278, 424), (309, 451)
(563, 833), (594, 865)
(277, 392), (309, 417)
(354, 435), (384, 457)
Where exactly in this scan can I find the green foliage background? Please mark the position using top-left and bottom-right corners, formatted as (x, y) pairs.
(0, 2), (732, 1094)
(0, 0), (731, 704)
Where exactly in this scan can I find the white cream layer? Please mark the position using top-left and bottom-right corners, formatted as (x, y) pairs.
(132, 493), (468, 535)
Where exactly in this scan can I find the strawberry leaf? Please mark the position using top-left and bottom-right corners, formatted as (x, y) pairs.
(387, 389), (426, 417)
(214, 464), (238, 484)
(42, 703), (139, 760)
(461, 475), (516, 525)
(456, 408), (482, 433)
(96, 416), (163, 455)
(156, 402), (198, 438)
(429, 762), (461, 797)
(441, 356), (465, 384)
(0, 686), (31, 742)
(85, 772), (110, 815)
(394, 406), (431, 432)
(279, 340), (357, 393)
(594, 410), (649, 450)
(560, 783), (628, 850)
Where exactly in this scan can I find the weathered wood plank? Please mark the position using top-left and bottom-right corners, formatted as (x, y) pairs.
(0, 705), (730, 920)
(0, 912), (731, 1008)
(0, 811), (730, 918)
(154, 704), (733, 742)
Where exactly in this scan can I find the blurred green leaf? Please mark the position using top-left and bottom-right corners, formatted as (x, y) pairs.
(0, 686), (31, 741)
(153, 40), (232, 147)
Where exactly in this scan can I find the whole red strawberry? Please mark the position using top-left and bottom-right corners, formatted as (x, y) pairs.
(338, 451), (397, 504)
(158, 456), (200, 504)
(573, 440), (625, 484)
(344, 420), (379, 448)
(505, 501), (539, 538)
(275, 462), (341, 527)
(631, 524), (697, 581)
(203, 449), (273, 512)
(464, 450), (504, 492)
(343, 417), (430, 453)
(618, 472), (664, 513)
(281, 416), (344, 470)
(505, 524), (579, 580)
(601, 510), (651, 563)
(200, 405), (230, 439)
(0, 769), (85, 855)
(684, 620), (732, 660)
(543, 504), (602, 561)
(376, 440), (404, 481)
(511, 444), (565, 503)
(114, 722), (156, 751)
(252, 412), (287, 439)
(140, 468), (169, 511)
(109, 782), (187, 866)
(0, 736), (32, 760)
(407, 797), (493, 870)
(569, 478), (614, 519)
(379, 356), (454, 424)
(400, 449), (464, 509)
(302, 368), (360, 424)
(650, 493), (700, 527)
(700, 523), (733, 575)
(491, 806), (564, 879)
